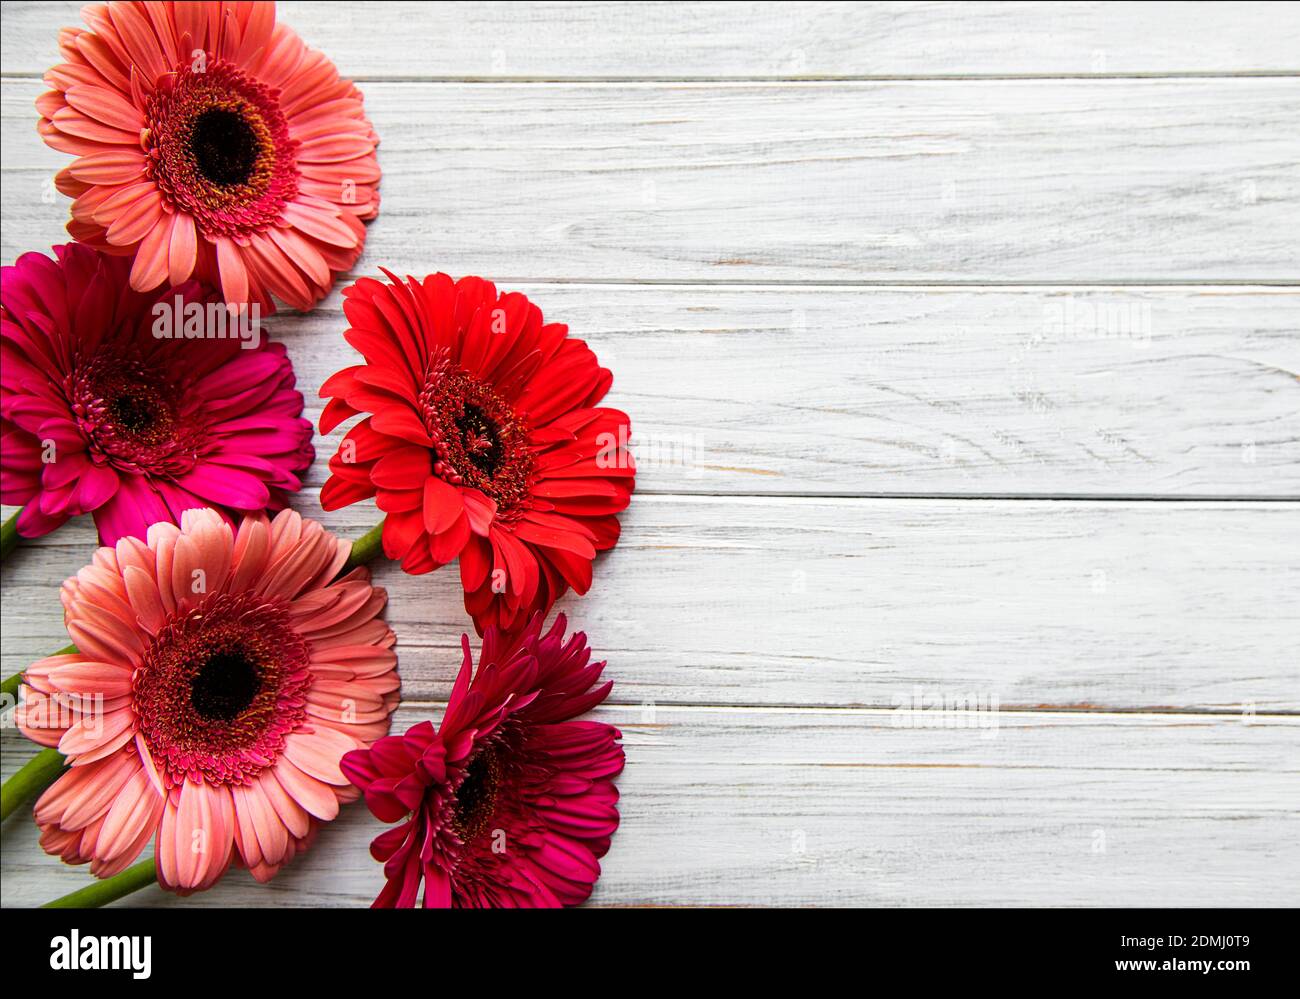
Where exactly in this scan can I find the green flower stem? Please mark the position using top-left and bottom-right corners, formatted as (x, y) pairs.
(1, 670), (22, 702)
(0, 521), (387, 824)
(0, 508), (20, 561)
(344, 518), (386, 573)
(43, 858), (157, 908)
(1, 749), (66, 821)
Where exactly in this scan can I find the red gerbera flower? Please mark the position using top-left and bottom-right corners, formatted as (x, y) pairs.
(38, 1), (380, 311)
(319, 272), (635, 635)
(341, 614), (623, 907)
(1, 244), (313, 545)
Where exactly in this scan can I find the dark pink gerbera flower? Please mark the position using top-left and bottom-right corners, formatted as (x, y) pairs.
(341, 614), (624, 907)
(1, 244), (313, 545)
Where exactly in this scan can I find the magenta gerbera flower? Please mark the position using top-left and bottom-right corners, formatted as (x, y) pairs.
(341, 614), (624, 907)
(1, 244), (313, 545)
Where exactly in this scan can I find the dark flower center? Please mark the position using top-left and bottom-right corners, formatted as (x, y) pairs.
(143, 62), (299, 239)
(189, 108), (261, 186)
(455, 404), (504, 477)
(134, 592), (311, 787)
(419, 352), (534, 516)
(452, 748), (501, 842)
(190, 649), (262, 721)
(71, 352), (209, 474)
(108, 388), (162, 435)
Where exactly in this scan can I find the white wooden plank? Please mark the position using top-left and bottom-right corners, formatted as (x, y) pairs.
(255, 286), (1300, 497)
(2, 2), (1299, 79)
(5, 495), (1298, 711)
(4, 132), (1300, 499)
(3, 706), (1296, 906)
(5, 77), (1299, 282)
(0, 275), (1295, 496)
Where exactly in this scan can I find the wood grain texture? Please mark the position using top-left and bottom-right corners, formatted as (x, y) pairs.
(3, 1), (1300, 79)
(8, 68), (1299, 493)
(6, 494), (1298, 712)
(3, 706), (1297, 907)
(5, 76), (1300, 282)
(216, 285), (1300, 498)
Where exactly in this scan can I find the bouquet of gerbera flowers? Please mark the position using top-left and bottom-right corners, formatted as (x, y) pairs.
(2, 0), (636, 911)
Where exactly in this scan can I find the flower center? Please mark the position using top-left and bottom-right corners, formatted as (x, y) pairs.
(107, 386), (166, 436)
(455, 404), (503, 477)
(144, 61), (298, 239)
(452, 747), (501, 843)
(189, 649), (262, 721)
(419, 351), (533, 515)
(69, 350), (206, 475)
(134, 592), (310, 787)
(189, 108), (261, 187)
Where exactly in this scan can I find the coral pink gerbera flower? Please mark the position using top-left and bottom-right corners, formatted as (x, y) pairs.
(39, 1), (379, 311)
(16, 508), (400, 892)
(319, 272), (635, 636)
(1, 244), (313, 545)
(341, 613), (623, 907)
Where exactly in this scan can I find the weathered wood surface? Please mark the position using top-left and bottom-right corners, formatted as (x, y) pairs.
(5, 494), (1299, 712)
(1, 2), (1297, 908)
(5, 77), (1300, 282)
(0, 259), (1297, 495)
(3, 706), (1297, 907)
(3, 2), (1300, 79)
(222, 286), (1300, 498)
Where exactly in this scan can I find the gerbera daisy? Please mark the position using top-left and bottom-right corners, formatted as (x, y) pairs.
(319, 272), (635, 635)
(341, 613), (623, 907)
(38, 1), (380, 311)
(16, 507), (400, 892)
(1, 243), (313, 546)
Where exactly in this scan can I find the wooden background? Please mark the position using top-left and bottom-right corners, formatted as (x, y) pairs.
(2, 1), (1297, 906)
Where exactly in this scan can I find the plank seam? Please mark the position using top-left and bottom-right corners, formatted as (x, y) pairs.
(612, 494), (1300, 505)
(4, 266), (1285, 289)
(5, 72), (1300, 82)
(387, 700), (1300, 720)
